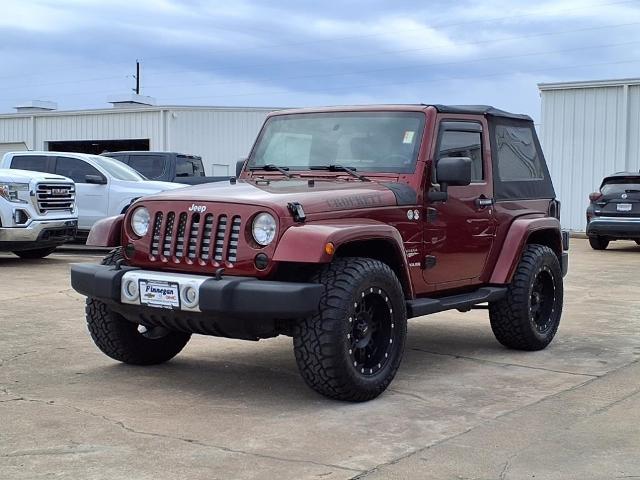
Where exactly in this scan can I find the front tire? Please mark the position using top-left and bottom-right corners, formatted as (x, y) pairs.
(489, 244), (563, 351)
(589, 236), (609, 250)
(293, 257), (407, 402)
(86, 248), (191, 365)
(13, 246), (57, 259)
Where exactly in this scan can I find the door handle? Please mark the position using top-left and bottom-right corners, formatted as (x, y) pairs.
(475, 196), (494, 208)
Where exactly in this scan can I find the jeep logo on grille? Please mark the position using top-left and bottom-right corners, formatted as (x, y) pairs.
(188, 204), (207, 213)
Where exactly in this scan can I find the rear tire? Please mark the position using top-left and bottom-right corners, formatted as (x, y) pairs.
(293, 257), (407, 402)
(13, 246), (57, 259)
(86, 247), (191, 365)
(589, 236), (609, 250)
(489, 244), (563, 351)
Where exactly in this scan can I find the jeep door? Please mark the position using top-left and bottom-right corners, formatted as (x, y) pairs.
(423, 118), (496, 288)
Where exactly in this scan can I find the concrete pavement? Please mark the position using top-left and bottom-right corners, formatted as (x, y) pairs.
(1, 239), (639, 479)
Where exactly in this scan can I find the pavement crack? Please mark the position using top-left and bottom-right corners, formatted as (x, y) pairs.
(3, 395), (362, 474)
(411, 348), (598, 378)
(592, 387), (640, 415)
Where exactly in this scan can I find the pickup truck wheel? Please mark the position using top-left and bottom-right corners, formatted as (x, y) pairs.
(13, 247), (57, 259)
(293, 257), (407, 402)
(85, 247), (191, 365)
(588, 236), (609, 250)
(489, 244), (563, 351)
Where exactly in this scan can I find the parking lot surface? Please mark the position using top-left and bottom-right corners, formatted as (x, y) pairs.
(1, 239), (639, 479)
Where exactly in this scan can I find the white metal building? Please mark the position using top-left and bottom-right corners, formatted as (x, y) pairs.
(538, 78), (640, 232)
(0, 96), (276, 176)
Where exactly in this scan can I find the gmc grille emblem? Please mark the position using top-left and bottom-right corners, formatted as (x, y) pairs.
(188, 204), (207, 213)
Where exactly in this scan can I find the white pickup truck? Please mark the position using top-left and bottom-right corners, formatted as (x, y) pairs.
(0, 168), (77, 258)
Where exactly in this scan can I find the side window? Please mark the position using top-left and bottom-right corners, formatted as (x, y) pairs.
(11, 155), (49, 173)
(129, 155), (166, 179)
(55, 157), (101, 183)
(176, 158), (197, 177)
(494, 125), (543, 181)
(438, 130), (483, 181)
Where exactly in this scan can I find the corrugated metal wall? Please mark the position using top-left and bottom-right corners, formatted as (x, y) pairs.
(34, 110), (162, 148)
(540, 81), (640, 232)
(0, 107), (273, 176)
(167, 109), (270, 175)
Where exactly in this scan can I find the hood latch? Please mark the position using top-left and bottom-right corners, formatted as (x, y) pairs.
(287, 202), (306, 223)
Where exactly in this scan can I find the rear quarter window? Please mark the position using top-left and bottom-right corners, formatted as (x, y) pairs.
(11, 155), (49, 173)
(495, 125), (544, 181)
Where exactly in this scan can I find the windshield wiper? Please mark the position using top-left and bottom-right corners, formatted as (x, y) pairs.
(248, 164), (292, 178)
(309, 164), (370, 182)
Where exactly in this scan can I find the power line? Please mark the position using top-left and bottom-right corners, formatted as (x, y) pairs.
(3, 19), (639, 96)
(0, 0), (636, 82)
(142, 39), (640, 92)
(161, 58), (640, 102)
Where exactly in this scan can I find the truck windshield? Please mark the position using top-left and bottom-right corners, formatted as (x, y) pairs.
(91, 155), (146, 181)
(248, 112), (425, 173)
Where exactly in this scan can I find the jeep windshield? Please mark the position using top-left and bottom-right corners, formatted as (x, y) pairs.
(248, 112), (425, 174)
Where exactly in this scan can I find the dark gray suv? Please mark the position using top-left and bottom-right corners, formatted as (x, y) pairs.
(586, 172), (640, 250)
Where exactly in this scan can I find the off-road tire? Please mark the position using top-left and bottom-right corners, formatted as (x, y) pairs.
(13, 246), (57, 259)
(589, 236), (609, 250)
(86, 247), (191, 365)
(489, 244), (563, 351)
(293, 257), (407, 402)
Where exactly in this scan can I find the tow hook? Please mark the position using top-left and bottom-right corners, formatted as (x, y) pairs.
(138, 325), (170, 339)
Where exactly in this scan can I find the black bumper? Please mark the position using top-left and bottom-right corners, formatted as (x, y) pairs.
(71, 263), (323, 321)
(586, 218), (640, 239)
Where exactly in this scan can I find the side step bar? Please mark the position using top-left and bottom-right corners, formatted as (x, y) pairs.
(406, 287), (507, 319)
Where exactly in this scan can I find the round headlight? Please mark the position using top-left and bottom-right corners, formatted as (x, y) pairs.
(131, 207), (150, 237)
(252, 212), (277, 246)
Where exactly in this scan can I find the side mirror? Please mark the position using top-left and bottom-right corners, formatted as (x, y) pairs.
(436, 157), (472, 192)
(85, 174), (107, 185)
(236, 158), (246, 178)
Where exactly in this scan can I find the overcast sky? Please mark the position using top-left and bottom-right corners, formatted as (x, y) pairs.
(1, 0), (640, 120)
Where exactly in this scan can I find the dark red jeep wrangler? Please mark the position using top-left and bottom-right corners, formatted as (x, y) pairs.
(71, 105), (569, 401)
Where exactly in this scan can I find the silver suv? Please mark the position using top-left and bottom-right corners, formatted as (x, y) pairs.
(0, 168), (77, 258)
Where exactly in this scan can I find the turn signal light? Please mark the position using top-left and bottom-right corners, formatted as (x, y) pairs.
(324, 242), (335, 255)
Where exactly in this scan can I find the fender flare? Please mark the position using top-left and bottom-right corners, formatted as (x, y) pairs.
(87, 214), (124, 247)
(273, 219), (413, 297)
(490, 216), (562, 284)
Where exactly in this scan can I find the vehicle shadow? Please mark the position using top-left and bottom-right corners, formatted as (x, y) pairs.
(79, 324), (507, 405)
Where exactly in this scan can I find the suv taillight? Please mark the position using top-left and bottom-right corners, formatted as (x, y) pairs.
(589, 192), (602, 202)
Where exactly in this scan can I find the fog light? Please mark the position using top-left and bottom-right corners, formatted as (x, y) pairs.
(122, 278), (139, 301)
(125, 243), (135, 258)
(13, 209), (29, 225)
(182, 285), (199, 308)
(254, 253), (269, 270)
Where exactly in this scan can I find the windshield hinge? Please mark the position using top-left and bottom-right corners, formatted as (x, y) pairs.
(287, 202), (306, 223)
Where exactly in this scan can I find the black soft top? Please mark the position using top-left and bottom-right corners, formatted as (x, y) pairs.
(432, 105), (532, 121)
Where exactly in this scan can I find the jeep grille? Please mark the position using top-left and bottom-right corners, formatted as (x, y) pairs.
(36, 183), (75, 213)
(150, 209), (242, 265)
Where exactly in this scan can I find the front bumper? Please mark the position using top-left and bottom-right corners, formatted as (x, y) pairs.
(0, 218), (77, 250)
(70, 264), (323, 337)
(586, 217), (640, 239)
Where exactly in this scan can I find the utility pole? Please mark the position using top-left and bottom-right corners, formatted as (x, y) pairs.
(133, 60), (140, 95)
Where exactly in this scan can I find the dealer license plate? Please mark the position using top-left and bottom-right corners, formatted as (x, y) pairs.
(139, 280), (180, 309)
(617, 203), (632, 212)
